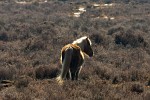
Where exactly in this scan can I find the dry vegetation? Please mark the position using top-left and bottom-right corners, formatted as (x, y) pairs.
(0, 0), (150, 100)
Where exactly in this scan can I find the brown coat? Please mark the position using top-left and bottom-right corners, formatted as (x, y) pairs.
(61, 44), (84, 72)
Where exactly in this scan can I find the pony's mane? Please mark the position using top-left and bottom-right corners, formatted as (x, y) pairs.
(72, 36), (92, 45)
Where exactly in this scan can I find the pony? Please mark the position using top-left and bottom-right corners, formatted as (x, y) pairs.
(56, 36), (93, 84)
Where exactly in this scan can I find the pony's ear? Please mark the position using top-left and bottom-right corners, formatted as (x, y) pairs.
(85, 36), (89, 40)
(85, 37), (89, 43)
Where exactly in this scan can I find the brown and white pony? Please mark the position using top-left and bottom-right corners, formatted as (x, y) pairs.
(56, 36), (93, 84)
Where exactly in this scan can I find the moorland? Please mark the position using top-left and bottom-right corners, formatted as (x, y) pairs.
(0, 0), (150, 100)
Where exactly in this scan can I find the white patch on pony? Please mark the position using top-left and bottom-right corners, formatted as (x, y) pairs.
(72, 36), (88, 44)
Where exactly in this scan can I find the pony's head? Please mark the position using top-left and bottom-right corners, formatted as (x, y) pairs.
(72, 36), (93, 57)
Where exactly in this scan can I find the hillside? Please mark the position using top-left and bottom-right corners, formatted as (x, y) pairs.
(0, 0), (150, 100)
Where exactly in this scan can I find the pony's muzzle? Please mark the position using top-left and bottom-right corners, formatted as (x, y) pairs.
(89, 52), (94, 57)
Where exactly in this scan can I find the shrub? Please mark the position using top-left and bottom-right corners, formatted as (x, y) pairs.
(35, 66), (60, 79)
(94, 66), (112, 80)
(0, 32), (8, 41)
(112, 75), (123, 84)
(144, 92), (150, 100)
(15, 76), (32, 88)
(107, 26), (124, 35)
(0, 67), (15, 80)
(115, 29), (147, 48)
(131, 83), (144, 93)
(102, 0), (112, 4)
(147, 79), (150, 86)
(90, 34), (104, 44)
(17, 67), (35, 78)
(129, 69), (144, 81)
(24, 38), (47, 53)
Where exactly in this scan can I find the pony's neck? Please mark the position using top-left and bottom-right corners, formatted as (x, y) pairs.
(72, 36), (88, 52)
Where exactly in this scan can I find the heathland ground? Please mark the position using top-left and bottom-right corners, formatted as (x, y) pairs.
(0, 0), (150, 100)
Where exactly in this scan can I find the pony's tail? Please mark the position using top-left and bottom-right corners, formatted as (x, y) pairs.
(56, 47), (73, 85)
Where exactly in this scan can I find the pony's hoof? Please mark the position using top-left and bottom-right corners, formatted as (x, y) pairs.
(56, 77), (64, 85)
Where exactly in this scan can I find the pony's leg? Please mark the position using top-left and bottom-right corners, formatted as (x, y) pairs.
(75, 71), (79, 80)
(70, 67), (77, 80)
(60, 47), (73, 79)
(66, 70), (71, 80)
(71, 72), (76, 80)
(70, 66), (82, 80)
(75, 66), (82, 80)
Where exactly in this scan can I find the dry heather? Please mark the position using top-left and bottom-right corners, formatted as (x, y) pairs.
(0, 0), (150, 100)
